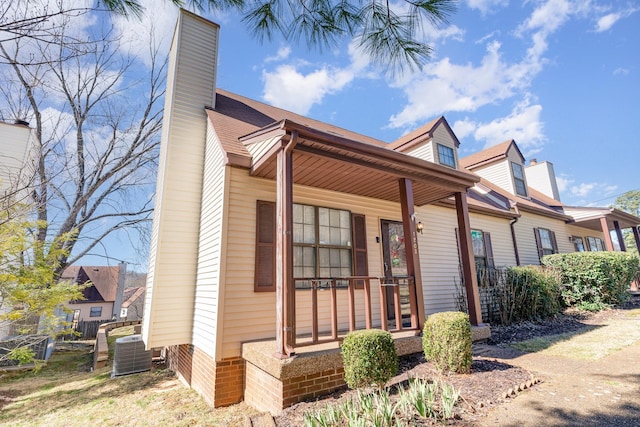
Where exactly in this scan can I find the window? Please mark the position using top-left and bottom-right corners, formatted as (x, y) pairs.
(254, 201), (368, 292)
(437, 144), (456, 168)
(293, 204), (352, 279)
(511, 162), (528, 197)
(572, 236), (585, 252)
(90, 307), (102, 318)
(470, 229), (494, 271)
(534, 227), (558, 260)
(586, 236), (605, 251)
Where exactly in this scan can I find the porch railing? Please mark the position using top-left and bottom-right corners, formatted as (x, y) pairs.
(292, 276), (418, 348)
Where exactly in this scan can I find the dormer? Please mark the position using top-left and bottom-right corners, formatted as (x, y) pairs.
(388, 116), (460, 169)
(460, 139), (530, 198)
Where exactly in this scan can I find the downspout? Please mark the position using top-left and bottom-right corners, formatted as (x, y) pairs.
(280, 130), (298, 357)
(509, 203), (521, 266)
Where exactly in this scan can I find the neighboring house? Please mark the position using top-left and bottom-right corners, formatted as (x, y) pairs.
(143, 10), (640, 415)
(62, 265), (126, 324)
(120, 286), (145, 321)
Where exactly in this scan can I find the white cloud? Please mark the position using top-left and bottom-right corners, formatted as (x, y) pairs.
(388, 40), (541, 128)
(265, 47), (291, 63)
(459, 99), (546, 154)
(595, 13), (621, 32)
(466, 0), (509, 15)
(111, 0), (178, 67)
(262, 65), (356, 115)
(613, 67), (630, 76)
(555, 175), (573, 193)
(261, 41), (373, 115)
(571, 182), (596, 198)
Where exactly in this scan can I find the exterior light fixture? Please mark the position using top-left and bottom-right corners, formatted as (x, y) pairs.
(416, 221), (424, 234)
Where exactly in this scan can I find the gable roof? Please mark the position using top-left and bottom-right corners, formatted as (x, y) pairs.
(207, 89), (480, 206)
(459, 139), (525, 170)
(387, 116), (460, 152)
(62, 265), (120, 302)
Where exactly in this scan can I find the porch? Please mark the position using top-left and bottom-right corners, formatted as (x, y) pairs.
(240, 119), (488, 358)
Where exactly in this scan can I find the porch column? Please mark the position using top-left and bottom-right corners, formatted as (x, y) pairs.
(613, 220), (626, 251)
(454, 192), (482, 326)
(633, 226), (640, 253)
(275, 133), (297, 357)
(399, 178), (425, 329)
(600, 217), (615, 252)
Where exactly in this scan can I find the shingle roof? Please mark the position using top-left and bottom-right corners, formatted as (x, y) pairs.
(459, 139), (524, 169)
(62, 265), (120, 302)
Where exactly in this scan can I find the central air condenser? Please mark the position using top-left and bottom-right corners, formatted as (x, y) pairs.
(112, 334), (152, 377)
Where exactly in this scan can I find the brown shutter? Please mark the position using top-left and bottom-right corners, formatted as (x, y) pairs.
(255, 200), (276, 292)
(484, 232), (495, 270)
(351, 214), (368, 289)
(550, 231), (558, 254)
(585, 237), (592, 251)
(533, 228), (544, 262)
(455, 228), (463, 277)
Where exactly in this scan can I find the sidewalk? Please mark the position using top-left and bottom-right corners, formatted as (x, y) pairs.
(475, 317), (640, 426)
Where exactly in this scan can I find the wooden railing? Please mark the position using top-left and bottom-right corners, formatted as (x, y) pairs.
(292, 276), (418, 348)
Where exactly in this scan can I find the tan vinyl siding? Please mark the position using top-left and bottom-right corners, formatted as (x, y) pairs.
(432, 125), (459, 169)
(143, 12), (220, 349)
(565, 224), (605, 248)
(468, 212), (517, 267)
(472, 160), (513, 195)
(192, 122), (228, 359)
(415, 205), (463, 315)
(220, 168), (409, 359)
(513, 212), (572, 265)
(406, 142), (434, 162)
(66, 302), (114, 322)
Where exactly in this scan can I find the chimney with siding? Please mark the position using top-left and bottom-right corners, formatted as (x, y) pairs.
(143, 10), (220, 349)
(525, 159), (561, 202)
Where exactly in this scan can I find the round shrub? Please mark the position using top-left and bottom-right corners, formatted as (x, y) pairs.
(341, 329), (398, 389)
(422, 311), (472, 374)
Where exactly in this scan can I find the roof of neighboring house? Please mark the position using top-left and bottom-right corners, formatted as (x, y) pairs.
(459, 139), (524, 169)
(62, 265), (120, 303)
(122, 286), (145, 309)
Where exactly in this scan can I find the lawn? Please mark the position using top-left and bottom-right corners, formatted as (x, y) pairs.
(0, 327), (259, 427)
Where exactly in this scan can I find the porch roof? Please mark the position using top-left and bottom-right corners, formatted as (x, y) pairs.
(208, 89), (480, 206)
(563, 206), (640, 231)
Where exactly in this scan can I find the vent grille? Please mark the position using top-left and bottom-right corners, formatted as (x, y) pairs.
(112, 334), (152, 377)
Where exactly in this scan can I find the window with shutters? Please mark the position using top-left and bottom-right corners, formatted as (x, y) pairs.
(511, 162), (528, 197)
(255, 201), (368, 292)
(586, 236), (605, 251)
(534, 227), (558, 260)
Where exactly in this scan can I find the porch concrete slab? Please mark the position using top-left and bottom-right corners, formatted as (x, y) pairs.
(242, 331), (422, 381)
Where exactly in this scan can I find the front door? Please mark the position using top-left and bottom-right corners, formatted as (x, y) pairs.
(380, 220), (411, 326)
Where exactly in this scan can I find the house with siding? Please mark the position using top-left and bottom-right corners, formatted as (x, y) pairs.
(143, 10), (640, 415)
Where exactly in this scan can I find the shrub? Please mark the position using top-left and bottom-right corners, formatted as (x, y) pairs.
(542, 252), (640, 311)
(341, 329), (398, 389)
(502, 266), (561, 323)
(422, 311), (471, 373)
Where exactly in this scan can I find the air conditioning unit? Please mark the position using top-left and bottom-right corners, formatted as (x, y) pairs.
(112, 334), (152, 377)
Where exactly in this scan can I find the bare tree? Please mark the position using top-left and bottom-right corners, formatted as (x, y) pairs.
(0, 16), (165, 277)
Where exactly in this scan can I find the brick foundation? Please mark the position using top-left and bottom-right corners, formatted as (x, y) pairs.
(245, 361), (345, 414)
(165, 344), (244, 407)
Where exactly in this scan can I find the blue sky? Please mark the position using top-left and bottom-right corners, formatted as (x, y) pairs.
(61, 0), (640, 268)
(155, 0), (638, 207)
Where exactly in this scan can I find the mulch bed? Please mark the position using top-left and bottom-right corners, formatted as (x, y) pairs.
(275, 295), (640, 426)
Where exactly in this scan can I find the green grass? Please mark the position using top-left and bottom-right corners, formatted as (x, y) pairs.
(0, 327), (259, 426)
